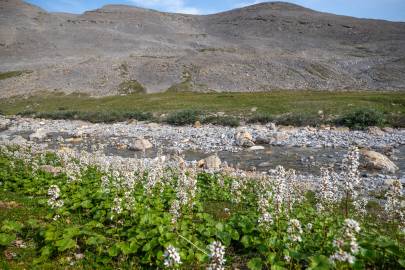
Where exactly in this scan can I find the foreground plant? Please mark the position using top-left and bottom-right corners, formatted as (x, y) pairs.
(0, 143), (404, 269)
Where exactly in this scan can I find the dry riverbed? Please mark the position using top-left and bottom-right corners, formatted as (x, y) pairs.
(1, 115), (404, 189)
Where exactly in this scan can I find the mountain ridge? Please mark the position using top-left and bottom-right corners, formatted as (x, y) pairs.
(0, 0), (404, 97)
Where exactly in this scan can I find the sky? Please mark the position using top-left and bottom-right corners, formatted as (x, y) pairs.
(25, 0), (405, 22)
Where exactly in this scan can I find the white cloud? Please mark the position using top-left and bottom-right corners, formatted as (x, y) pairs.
(129, 0), (202, 14)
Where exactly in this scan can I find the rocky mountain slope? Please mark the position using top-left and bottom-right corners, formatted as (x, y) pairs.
(1, 0), (405, 97)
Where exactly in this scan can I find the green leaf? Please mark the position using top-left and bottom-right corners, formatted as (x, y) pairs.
(215, 222), (224, 232)
(0, 233), (15, 246)
(55, 238), (76, 251)
(81, 200), (93, 208)
(399, 259), (405, 267)
(308, 255), (332, 270)
(247, 257), (263, 270)
(86, 235), (106, 246)
(108, 245), (119, 257)
(1, 220), (23, 232)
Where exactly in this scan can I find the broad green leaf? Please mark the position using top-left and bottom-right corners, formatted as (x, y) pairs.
(0, 233), (15, 246)
(1, 220), (23, 232)
(56, 238), (76, 251)
(247, 257), (263, 270)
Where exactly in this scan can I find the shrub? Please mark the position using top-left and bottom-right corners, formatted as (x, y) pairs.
(387, 114), (405, 128)
(247, 113), (275, 124)
(166, 110), (201, 125)
(276, 113), (320, 127)
(336, 108), (385, 129)
(19, 110), (153, 123)
(203, 115), (240, 127)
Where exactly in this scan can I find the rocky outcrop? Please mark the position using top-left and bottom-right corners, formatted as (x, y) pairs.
(199, 154), (222, 170)
(235, 130), (254, 147)
(360, 149), (399, 174)
(129, 138), (153, 151)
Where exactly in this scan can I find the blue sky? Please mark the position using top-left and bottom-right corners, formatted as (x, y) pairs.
(25, 0), (405, 21)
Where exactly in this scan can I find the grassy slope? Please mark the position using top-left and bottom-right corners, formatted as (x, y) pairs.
(0, 91), (404, 117)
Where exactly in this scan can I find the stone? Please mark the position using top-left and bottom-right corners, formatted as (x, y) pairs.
(235, 130), (254, 147)
(130, 138), (153, 151)
(203, 154), (222, 170)
(65, 137), (83, 143)
(266, 122), (277, 131)
(251, 107), (257, 112)
(271, 132), (290, 143)
(382, 127), (394, 133)
(360, 149), (399, 174)
(0, 117), (11, 131)
(193, 121), (201, 128)
(258, 161), (271, 167)
(29, 129), (48, 140)
(248, 145), (265, 151)
(367, 126), (384, 136)
(255, 136), (270, 144)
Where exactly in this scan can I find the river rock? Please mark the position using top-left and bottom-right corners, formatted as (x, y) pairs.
(130, 138), (153, 151)
(202, 154), (222, 170)
(193, 121), (202, 128)
(29, 129), (48, 140)
(0, 117), (11, 131)
(360, 149), (399, 174)
(248, 145), (265, 151)
(235, 130), (254, 147)
(367, 126), (384, 136)
(271, 132), (290, 144)
(266, 122), (277, 131)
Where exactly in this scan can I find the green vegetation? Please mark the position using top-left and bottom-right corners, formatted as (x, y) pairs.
(0, 145), (404, 269)
(0, 91), (404, 127)
(336, 108), (386, 130)
(118, 80), (146, 94)
(0, 70), (32, 80)
(202, 115), (240, 127)
(248, 113), (276, 124)
(166, 109), (201, 125)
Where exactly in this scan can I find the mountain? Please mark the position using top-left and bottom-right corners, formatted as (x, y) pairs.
(0, 0), (405, 97)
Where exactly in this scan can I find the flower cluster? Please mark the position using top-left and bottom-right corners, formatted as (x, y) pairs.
(163, 245), (182, 268)
(47, 185), (64, 208)
(287, 219), (303, 243)
(330, 219), (361, 264)
(316, 167), (339, 211)
(207, 241), (226, 270)
(384, 179), (404, 229)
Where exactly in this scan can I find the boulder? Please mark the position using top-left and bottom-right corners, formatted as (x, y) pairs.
(266, 122), (277, 131)
(193, 121), (202, 128)
(255, 136), (270, 144)
(235, 130), (254, 147)
(0, 117), (11, 131)
(248, 145), (265, 151)
(29, 129), (48, 140)
(129, 138), (153, 151)
(202, 154), (222, 170)
(367, 126), (384, 136)
(360, 149), (399, 174)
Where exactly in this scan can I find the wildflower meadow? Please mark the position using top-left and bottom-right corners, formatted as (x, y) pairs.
(0, 143), (404, 269)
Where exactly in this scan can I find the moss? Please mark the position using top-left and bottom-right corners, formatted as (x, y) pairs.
(118, 80), (146, 94)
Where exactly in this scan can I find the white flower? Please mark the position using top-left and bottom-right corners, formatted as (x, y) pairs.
(163, 245), (182, 268)
(287, 219), (303, 243)
(207, 241), (226, 270)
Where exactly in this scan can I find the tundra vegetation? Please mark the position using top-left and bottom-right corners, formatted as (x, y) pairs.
(0, 91), (404, 128)
(0, 143), (404, 269)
